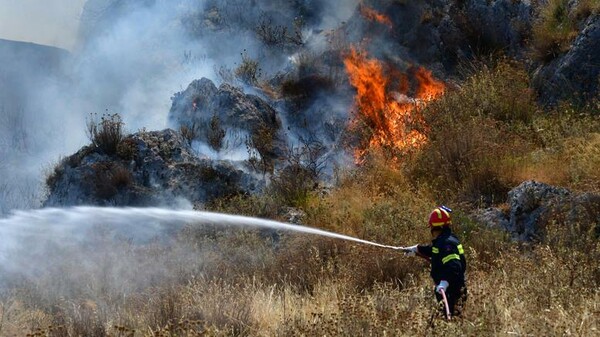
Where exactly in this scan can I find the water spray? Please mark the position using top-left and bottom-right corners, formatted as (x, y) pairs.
(0, 206), (405, 252)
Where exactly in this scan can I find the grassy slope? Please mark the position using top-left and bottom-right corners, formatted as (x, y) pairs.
(7, 67), (600, 333)
(5, 2), (600, 336)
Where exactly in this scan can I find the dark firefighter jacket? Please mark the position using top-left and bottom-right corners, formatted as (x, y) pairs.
(417, 227), (466, 286)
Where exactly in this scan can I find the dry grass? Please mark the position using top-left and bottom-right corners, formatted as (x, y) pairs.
(408, 61), (600, 203)
(87, 113), (126, 155)
(15, 145), (600, 335)
(531, 0), (599, 62)
(409, 62), (536, 205)
(3, 222), (598, 336)
(9, 55), (600, 336)
(514, 101), (600, 190)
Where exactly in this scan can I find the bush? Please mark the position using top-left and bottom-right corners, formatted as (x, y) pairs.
(86, 162), (133, 201)
(235, 50), (261, 85)
(408, 62), (536, 204)
(86, 113), (125, 155)
(116, 137), (137, 160)
(246, 123), (276, 175)
(269, 142), (326, 208)
(207, 114), (226, 151)
(255, 15), (303, 47)
(530, 0), (598, 62)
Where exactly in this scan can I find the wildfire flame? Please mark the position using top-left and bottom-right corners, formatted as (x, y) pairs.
(359, 4), (392, 28)
(343, 48), (445, 162)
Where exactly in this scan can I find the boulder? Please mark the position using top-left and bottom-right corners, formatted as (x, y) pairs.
(505, 181), (570, 240)
(168, 78), (285, 159)
(474, 180), (600, 241)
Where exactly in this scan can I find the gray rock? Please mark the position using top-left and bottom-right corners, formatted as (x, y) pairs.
(474, 180), (600, 241)
(44, 129), (261, 207)
(533, 15), (600, 105)
(345, 0), (534, 72)
(462, 0), (533, 55)
(506, 181), (570, 240)
(168, 78), (285, 159)
(472, 207), (510, 231)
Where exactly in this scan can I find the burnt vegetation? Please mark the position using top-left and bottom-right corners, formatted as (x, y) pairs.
(86, 161), (133, 201)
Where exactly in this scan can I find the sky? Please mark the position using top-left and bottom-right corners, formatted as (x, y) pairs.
(0, 0), (85, 50)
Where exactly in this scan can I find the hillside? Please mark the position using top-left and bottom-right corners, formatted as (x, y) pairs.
(0, 39), (71, 214)
(0, 0), (599, 336)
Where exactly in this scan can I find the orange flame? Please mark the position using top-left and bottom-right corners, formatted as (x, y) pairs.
(343, 48), (445, 163)
(359, 4), (392, 28)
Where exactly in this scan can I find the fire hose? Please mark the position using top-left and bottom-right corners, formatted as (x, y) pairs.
(394, 246), (451, 319)
(439, 288), (451, 320)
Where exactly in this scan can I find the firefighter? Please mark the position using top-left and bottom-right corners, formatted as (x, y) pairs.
(401, 205), (467, 317)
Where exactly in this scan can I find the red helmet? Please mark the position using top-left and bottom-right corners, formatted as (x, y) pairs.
(428, 206), (452, 228)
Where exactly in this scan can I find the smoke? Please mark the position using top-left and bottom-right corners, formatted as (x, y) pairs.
(0, 0), (364, 213)
(0, 0), (84, 50)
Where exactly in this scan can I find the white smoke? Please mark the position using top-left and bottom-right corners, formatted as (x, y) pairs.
(0, 0), (361, 213)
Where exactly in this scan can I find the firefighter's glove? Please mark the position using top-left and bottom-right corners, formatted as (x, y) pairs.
(402, 245), (419, 257)
(436, 280), (449, 294)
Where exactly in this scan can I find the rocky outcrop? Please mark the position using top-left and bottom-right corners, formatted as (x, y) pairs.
(461, 0), (533, 55)
(474, 181), (600, 241)
(346, 0), (534, 73)
(533, 14), (600, 105)
(348, 1), (598, 103)
(44, 129), (261, 207)
(168, 78), (285, 160)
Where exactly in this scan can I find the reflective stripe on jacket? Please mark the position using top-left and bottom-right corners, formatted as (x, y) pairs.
(417, 227), (466, 285)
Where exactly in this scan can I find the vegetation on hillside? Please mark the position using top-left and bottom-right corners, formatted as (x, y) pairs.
(8, 0), (600, 335)
(6, 58), (600, 336)
(532, 0), (600, 62)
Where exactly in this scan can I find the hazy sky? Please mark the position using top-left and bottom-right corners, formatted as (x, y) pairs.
(0, 0), (85, 50)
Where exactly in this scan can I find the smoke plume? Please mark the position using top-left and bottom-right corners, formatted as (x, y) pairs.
(0, 0), (360, 213)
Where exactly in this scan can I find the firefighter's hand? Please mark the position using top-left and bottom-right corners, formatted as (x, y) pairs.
(436, 280), (449, 294)
(402, 245), (418, 257)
